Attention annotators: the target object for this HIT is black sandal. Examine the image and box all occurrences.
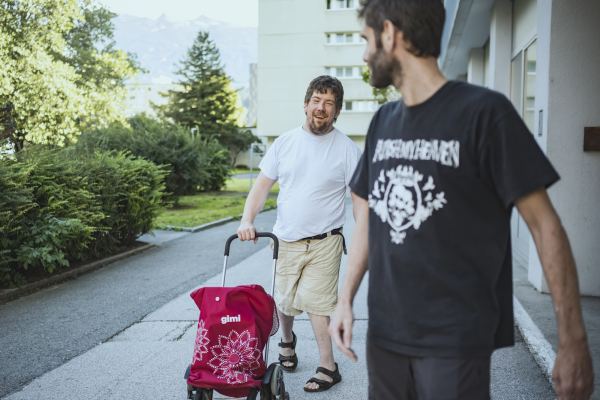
[278,331,298,372]
[303,363,342,393]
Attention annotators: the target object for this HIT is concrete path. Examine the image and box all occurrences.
[3,203,558,399]
[4,214,369,400]
[514,262,600,399]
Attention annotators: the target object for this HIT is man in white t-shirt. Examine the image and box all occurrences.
[237,75,361,393]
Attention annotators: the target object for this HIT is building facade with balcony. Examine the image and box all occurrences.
[440,0,600,296]
[257,0,376,149]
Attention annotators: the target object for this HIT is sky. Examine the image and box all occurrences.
[98,0,258,27]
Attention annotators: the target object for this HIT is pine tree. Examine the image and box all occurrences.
[156,31,257,164]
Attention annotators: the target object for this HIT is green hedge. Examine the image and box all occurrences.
[77,115,231,198]
[0,147,166,286]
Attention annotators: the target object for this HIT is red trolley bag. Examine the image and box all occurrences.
[185,232,288,400]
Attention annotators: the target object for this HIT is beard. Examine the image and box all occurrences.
[307,112,334,135]
[368,46,403,89]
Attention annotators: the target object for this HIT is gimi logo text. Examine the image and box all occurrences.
[220,314,241,325]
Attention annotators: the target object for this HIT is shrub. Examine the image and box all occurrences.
[77,114,231,198]
[200,139,231,191]
[0,159,36,284]
[78,149,167,253]
[10,147,103,275]
[0,146,166,286]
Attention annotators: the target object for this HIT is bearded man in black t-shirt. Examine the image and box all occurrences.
[328,1,594,399]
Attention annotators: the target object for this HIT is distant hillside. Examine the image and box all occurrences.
[113,14,257,87]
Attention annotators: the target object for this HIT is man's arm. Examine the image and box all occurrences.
[516,188,594,399]
[237,173,276,241]
[329,193,369,361]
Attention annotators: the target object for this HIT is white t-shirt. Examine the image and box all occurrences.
[259,126,362,242]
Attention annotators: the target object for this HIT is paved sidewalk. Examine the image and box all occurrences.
[5,230,369,400]
[4,204,564,399]
[513,263,600,399]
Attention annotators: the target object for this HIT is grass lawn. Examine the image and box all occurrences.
[154,177,278,230]
[225,176,279,193]
[231,167,253,175]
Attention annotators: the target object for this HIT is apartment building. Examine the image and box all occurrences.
[257,0,377,149]
[440,0,600,296]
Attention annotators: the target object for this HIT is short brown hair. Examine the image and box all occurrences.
[304,75,344,112]
[358,0,445,58]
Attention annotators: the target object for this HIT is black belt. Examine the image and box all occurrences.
[300,227,347,254]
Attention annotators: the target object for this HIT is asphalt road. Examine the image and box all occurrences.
[0,211,277,398]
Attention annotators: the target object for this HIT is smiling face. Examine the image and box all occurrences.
[303,89,339,135]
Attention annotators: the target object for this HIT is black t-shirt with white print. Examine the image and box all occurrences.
[350,81,559,357]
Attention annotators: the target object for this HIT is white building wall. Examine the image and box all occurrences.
[503,0,600,296]
[508,0,540,289]
[512,0,537,57]
[486,0,512,95]
[258,0,375,141]
[463,0,600,295]
[526,0,551,292]
[467,48,485,85]
[542,1,600,296]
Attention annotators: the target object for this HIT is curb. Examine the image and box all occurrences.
[160,216,235,233]
[513,296,555,383]
[0,243,155,306]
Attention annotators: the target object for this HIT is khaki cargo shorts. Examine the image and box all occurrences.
[274,233,343,317]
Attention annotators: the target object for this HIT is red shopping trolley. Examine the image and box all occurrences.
[185,232,288,400]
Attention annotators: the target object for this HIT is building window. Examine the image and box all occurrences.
[342,100,379,112]
[326,32,363,45]
[522,41,537,132]
[326,0,356,10]
[510,39,537,132]
[325,66,361,79]
[509,39,537,243]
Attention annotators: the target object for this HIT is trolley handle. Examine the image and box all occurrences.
[225,232,279,259]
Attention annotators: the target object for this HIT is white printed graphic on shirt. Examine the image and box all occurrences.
[373,139,460,168]
[369,165,447,244]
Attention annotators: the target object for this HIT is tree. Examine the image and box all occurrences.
[156,31,258,163]
[60,1,141,108]
[0,0,138,151]
[222,126,260,166]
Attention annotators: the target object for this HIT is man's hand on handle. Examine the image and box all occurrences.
[237,173,276,243]
[237,221,257,242]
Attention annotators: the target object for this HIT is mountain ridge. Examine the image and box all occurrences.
[113,14,257,87]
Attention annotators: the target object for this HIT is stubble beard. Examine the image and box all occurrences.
[369,47,403,89]
[307,114,334,135]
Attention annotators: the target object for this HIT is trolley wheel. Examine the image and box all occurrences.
[271,365,287,399]
[184,364,192,399]
[261,363,288,399]
[246,388,259,400]
[277,379,289,400]
[191,388,213,400]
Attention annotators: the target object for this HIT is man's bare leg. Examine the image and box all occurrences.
[278,310,296,368]
[305,313,336,390]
